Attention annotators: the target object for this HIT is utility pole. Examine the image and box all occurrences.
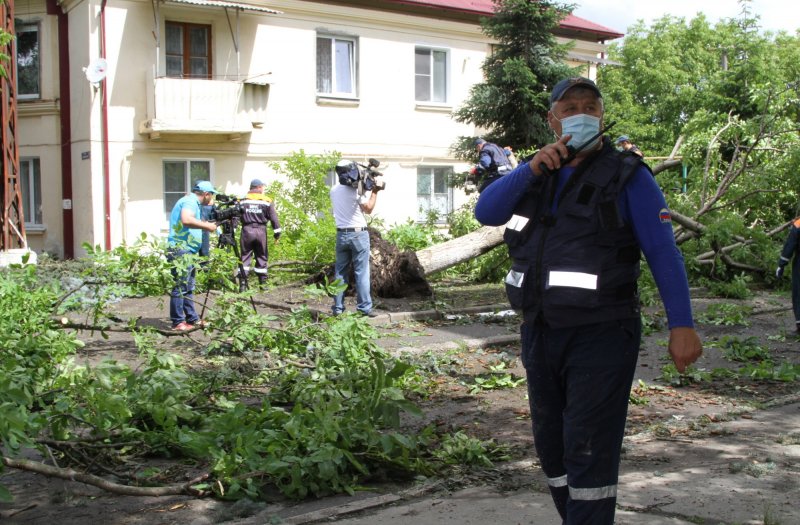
[1,0,28,254]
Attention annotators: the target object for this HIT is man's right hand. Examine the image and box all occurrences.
[529,135,572,176]
[668,326,703,373]
[776,266,785,279]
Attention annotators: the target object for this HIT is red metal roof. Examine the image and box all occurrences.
[381,0,623,40]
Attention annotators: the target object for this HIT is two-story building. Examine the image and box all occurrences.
[12,0,621,258]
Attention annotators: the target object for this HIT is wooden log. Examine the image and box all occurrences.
[415,225,505,276]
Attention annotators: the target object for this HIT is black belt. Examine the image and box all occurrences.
[337,227,366,232]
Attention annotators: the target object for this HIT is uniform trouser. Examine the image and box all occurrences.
[520,316,641,525]
[239,225,269,279]
[792,260,800,327]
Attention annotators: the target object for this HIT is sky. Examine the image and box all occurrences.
[572,0,799,37]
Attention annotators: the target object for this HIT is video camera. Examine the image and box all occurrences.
[209,194,243,223]
[335,158,385,195]
[208,194,244,249]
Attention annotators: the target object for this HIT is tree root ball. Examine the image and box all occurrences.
[310,228,432,298]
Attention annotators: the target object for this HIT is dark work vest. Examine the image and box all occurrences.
[503,145,645,328]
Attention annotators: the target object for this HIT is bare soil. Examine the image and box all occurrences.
[2,282,800,524]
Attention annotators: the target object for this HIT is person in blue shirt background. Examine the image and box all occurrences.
[167,181,219,331]
[475,76,702,524]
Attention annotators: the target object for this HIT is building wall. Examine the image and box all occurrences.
[15,0,63,256]
[15,0,614,257]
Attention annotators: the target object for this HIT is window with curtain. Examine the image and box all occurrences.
[316,34,356,96]
[163,159,212,219]
[20,157,42,225]
[415,47,447,103]
[15,20,40,99]
[165,21,212,78]
[417,166,453,222]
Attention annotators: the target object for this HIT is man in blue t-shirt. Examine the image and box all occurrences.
[168,181,219,330]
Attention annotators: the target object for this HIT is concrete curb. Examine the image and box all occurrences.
[392,333,521,355]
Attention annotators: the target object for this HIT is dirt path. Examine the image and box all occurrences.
[2,284,799,524]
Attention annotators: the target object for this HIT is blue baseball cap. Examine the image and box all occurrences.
[615,135,630,144]
[250,178,265,188]
[550,77,602,104]
[192,181,218,194]
[474,138,487,147]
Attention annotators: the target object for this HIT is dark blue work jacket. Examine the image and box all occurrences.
[504,147,644,328]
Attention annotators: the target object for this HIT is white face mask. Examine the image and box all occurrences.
[554,113,602,150]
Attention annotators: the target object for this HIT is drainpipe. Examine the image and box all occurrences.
[99,0,111,250]
[46,0,74,259]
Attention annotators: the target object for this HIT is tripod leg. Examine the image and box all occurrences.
[200,288,212,320]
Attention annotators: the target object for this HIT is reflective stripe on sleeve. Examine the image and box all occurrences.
[547,271,598,290]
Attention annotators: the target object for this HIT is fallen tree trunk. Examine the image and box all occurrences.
[415,225,505,276]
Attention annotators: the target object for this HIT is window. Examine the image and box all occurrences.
[15,20,40,99]
[415,47,447,103]
[417,166,453,222]
[316,35,356,96]
[20,158,42,225]
[163,159,212,219]
[165,22,212,78]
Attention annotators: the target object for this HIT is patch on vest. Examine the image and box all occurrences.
[659,208,672,223]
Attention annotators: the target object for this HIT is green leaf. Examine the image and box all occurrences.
[0,484,13,503]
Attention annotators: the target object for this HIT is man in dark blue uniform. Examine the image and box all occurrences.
[474,138,514,192]
[237,179,281,291]
[776,216,800,332]
[475,77,702,524]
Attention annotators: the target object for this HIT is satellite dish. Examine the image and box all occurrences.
[84,58,108,84]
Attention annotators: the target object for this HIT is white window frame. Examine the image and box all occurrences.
[15,20,40,100]
[19,157,42,226]
[415,46,449,104]
[316,33,358,98]
[163,158,213,221]
[416,166,453,223]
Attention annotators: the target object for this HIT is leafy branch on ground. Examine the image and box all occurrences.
[0,248,501,504]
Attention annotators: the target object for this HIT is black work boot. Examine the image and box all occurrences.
[258,275,268,289]
[238,275,248,293]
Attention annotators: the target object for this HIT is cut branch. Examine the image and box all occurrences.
[2,456,210,497]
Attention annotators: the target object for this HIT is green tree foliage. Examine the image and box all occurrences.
[0,28,11,78]
[598,5,800,282]
[452,0,576,157]
[265,150,341,272]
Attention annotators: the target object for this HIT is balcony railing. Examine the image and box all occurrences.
[139,72,270,139]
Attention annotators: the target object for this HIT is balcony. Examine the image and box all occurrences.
[139,72,270,140]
